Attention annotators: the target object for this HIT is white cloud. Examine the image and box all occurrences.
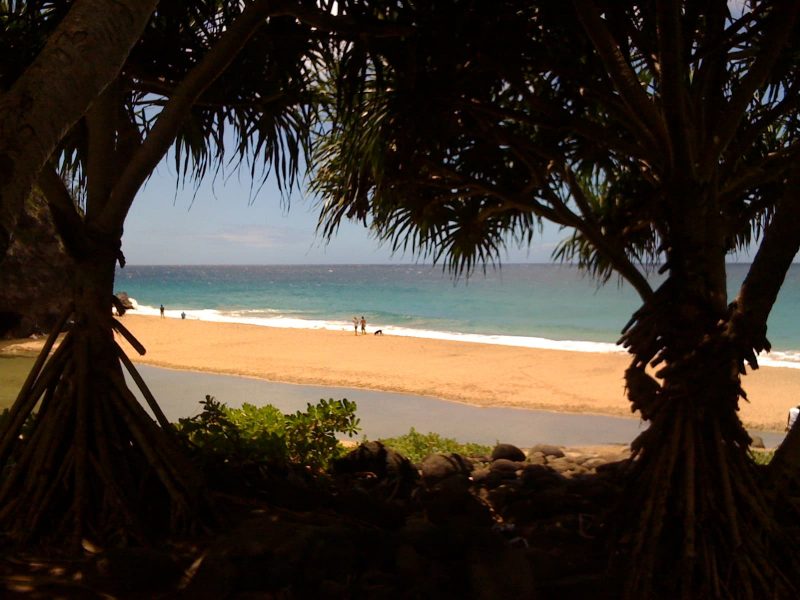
[202,225,300,249]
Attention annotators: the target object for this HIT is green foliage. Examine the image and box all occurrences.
[751,449,774,465]
[175,395,360,470]
[379,427,491,464]
[284,398,361,468]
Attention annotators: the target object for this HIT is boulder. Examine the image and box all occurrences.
[489,458,525,478]
[546,456,581,475]
[115,291,137,310]
[528,444,565,459]
[420,453,472,486]
[490,443,526,462]
[526,451,547,465]
[332,441,419,500]
[750,435,765,449]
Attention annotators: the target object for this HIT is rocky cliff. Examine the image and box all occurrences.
[0,190,73,338]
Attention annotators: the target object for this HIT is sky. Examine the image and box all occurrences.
[122,157,759,266]
[121,159,565,266]
[120,0,759,267]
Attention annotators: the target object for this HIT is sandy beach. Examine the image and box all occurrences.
[5,313,796,431]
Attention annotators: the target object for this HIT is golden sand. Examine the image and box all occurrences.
[6,313,795,431]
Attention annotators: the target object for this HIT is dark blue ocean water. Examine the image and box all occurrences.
[114,263,800,365]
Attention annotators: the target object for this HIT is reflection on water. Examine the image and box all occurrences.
[0,357,782,447]
[129,365,785,448]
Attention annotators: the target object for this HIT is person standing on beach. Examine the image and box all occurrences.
[160,304,165,318]
[353,316,359,335]
[787,405,800,431]
[360,315,367,335]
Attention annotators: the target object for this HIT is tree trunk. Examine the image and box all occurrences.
[619,273,799,598]
[0,238,208,547]
[615,178,800,597]
[0,0,158,258]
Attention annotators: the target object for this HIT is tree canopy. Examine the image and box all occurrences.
[310,1,800,597]
[3,1,800,596]
[0,0,411,548]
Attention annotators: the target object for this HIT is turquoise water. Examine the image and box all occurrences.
[114,263,800,365]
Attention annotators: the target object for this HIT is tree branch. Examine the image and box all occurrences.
[690,0,749,131]
[656,0,694,174]
[0,0,158,258]
[573,0,668,152]
[97,0,279,231]
[560,168,654,301]
[703,1,799,174]
[722,83,800,167]
[37,166,89,259]
[728,172,800,366]
[86,83,119,218]
[719,145,800,205]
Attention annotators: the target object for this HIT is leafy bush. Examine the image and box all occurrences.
[175,395,360,470]
[285,398,360,468]
[379,427,491,464]
[751,449,774,465]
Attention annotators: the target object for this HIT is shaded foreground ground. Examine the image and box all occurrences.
[0,439,785,598]
[0,335,791,597]
[0,442,632,598]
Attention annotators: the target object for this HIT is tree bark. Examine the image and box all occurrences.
[0,233,206,545]
[0,0,158,258]
[618,181,800,598]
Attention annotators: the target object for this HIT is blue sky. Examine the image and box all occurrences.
[121,160,564,266]
[121,161,757,266]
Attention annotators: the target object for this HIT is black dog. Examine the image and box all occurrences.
[374,329,383,335]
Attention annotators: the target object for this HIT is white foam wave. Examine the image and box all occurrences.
[128,303,800,368]
[758,351,800,370]
[132,303,625,353]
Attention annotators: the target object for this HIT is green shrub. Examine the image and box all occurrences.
[285,398,360,467]
[751,449,774,465]
[380,427,492,463]
[175,395,360,470]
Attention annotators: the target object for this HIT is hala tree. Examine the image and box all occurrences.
[0,0,412,547]
[0,0,393,546]
[0,0,159,258]
[311,1,800,597]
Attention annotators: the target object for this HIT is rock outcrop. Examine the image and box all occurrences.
[0,190,73,338]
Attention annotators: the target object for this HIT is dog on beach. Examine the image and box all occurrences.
[374,329,383,335]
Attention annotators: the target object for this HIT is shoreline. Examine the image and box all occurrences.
[3,313,793,431]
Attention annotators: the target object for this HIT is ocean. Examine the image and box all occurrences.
[114,263,800,369]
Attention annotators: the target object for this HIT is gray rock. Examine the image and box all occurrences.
[750,435,765,449]
[490,443,526,462]
[582,457,607,470]
[526,451,546,465]
[115,291,136,310]
[546,456,578,473]
[332,441,419,498]
[333,441,416,479]
[470,467,492,483]
[489,458,525,477]
[0,189,73,338]
[420,453,472,485]
[528,444,565,459]
[519,463,563,486]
